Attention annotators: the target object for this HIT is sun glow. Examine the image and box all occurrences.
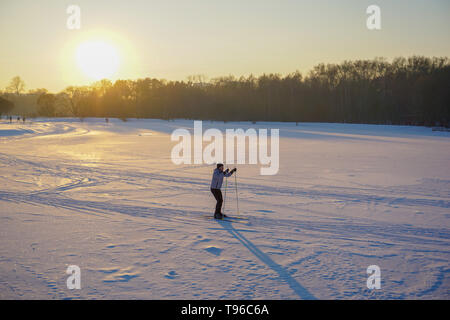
[60,29,140,88]
[75,41,120,80]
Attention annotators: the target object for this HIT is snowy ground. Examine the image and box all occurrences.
[0,118,449,299]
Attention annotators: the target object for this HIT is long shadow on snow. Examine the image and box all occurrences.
[217,219,317,300]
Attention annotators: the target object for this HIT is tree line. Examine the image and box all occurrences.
[1,56,449,127]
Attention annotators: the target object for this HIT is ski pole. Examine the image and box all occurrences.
[234,169,240,215]
[223,169,228,214]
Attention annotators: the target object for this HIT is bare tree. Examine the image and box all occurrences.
[187,74,207,86]
[6,76,25,95]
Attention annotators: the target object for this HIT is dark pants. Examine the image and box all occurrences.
[210,188,223,214]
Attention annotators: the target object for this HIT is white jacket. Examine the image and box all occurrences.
[210,168,233,189]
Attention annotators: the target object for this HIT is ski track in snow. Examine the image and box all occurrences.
[0,118,449,299]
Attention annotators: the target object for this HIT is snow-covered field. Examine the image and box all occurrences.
[0,118,449,299]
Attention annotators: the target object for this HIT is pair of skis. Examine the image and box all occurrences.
[203,214,248,224]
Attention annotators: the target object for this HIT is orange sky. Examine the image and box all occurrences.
[1,0,450,92]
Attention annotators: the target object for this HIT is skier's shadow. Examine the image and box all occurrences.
[217,220,316,300]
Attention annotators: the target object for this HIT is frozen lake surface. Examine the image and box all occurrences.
[0,118,449,299]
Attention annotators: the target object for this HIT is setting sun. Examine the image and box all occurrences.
[75,41,120,80]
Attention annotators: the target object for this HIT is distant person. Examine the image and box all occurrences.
[210,163,236,219]
[105,118,109,123]
[22,117,26,123]
[9,116,12,123]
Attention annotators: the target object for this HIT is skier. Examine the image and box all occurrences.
[210,163,236,219]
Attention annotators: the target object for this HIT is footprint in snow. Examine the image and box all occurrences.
[204,246,223,256]
[100,267,138,283]
[165,270,178,279]
[103,273,138,283]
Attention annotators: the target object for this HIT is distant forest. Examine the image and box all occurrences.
[1,56,449,127]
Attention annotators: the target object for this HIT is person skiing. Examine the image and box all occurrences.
[210,163,236,219]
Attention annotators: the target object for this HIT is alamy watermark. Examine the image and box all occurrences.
[367,5,381,30]
[66,5,81,30]
[66,265,81,289]
[367,265,381,289]
[171,121,279,175]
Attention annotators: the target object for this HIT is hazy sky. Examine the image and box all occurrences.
[1,0,449,92]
